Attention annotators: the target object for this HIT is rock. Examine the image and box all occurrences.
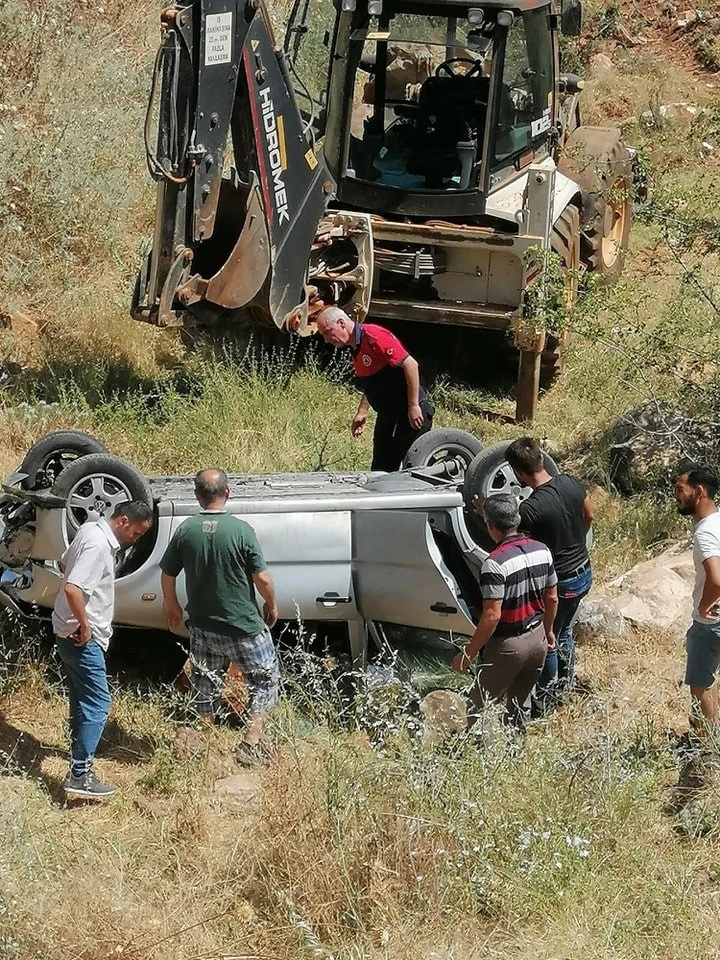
[607,399,715,495]
[702,140,715,154]
[602,543,693,631]
[215,772,260,804]
[173,725,208,760]
[420,690,467,744]
[658,102,699,122]
[589,53,614,75]
[674,8,698,28]
[577,543,694,640]
[640,109,656,126]
[575,596,628,642]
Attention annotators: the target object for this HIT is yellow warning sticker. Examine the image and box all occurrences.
[305,149,318,170]
[251,39,259,51]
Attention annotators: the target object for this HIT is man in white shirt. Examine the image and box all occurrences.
[675,464,720,726]
[53,500,153,800]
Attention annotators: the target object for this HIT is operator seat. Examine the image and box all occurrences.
[407,74,489,187]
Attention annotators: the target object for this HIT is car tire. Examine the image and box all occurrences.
[20,430,108,490]
[462,440,560,549]
[403,428,483,471]
[50,452,152,535]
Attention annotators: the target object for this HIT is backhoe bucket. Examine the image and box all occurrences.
[131,0,333,331]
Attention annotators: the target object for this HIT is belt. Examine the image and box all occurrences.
[559,560,591,580]
[494,617,542,640]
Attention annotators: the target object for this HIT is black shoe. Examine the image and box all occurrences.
[234,742,271,767]
[63,770,117,800]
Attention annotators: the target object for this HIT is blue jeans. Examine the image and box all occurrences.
[536,565,592,701]
[56,637,111,776]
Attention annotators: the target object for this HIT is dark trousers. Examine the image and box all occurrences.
[371,401,434,472]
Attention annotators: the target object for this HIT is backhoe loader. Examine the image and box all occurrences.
[131,0,632,420]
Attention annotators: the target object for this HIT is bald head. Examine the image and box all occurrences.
[315,306,354,346]
[194,468,230,508]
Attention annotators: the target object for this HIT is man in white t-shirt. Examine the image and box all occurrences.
[53,501,153,800]
[675,464,720,725]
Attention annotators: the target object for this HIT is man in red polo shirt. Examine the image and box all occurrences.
[315,306,434,471]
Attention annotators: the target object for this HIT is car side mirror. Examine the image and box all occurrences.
[560,0,582,36]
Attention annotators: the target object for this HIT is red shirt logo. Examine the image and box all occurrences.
[352,324,409,378]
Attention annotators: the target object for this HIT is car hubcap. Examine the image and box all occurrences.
[426,444,476,469]
[481,462,532,502]
[65,473,132,533]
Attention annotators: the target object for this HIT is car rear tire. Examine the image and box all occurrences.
[403,428,483,470]
[462,440,560,549]
[20,430,108,491]
[50,453,152,535]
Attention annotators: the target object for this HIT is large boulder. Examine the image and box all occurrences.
[608,399,716,495]
[576,542,693,641]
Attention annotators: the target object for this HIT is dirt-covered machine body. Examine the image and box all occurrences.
[132,0,632,418]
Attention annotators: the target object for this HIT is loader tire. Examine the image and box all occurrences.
[544,204,581,385]
[581,139,633,282]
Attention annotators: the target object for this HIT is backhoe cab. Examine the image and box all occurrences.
[132,0,631,420]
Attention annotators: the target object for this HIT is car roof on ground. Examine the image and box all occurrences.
[147,470,464,513]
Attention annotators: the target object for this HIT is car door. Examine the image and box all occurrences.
[113,500,175,631]
[165,507,358,635]
[352,508,475,636]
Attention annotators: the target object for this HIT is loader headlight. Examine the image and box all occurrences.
[342,0,356,9]
[497,9,515,26]
[368,0,383,15]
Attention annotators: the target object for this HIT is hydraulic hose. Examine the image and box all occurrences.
[144,26,196,185]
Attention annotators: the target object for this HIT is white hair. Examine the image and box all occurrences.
[316,306,351,327]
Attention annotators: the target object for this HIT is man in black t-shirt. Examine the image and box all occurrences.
[506,437,594,708]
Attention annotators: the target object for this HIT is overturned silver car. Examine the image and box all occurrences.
[0,429,559,663]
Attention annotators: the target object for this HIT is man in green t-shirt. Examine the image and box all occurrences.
[160,468,279,765]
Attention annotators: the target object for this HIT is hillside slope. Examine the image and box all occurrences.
[3,1,720,957]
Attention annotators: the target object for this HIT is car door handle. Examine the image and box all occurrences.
[316,593,352,605]
[430,602,457,614]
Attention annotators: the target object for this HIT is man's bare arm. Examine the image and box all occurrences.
[543,586,558,648]
[161,572,184,629]
[253,570,279,627]
[352,394,370,438]
[453,598,502,673]
[700,556,720,619]
[400,356,423,429]
[63,583,92,645]
[582,496,594,531]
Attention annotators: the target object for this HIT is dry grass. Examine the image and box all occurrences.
[3,0,720,957]
[0,626,718,960]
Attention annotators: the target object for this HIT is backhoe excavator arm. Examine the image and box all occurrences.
[131,0,334,330]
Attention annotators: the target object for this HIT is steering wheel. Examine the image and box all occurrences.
[435,57,484,78]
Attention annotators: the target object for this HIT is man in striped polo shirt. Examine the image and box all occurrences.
[453,494,558,727]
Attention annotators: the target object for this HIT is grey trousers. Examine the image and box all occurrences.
[469,623,548,727]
